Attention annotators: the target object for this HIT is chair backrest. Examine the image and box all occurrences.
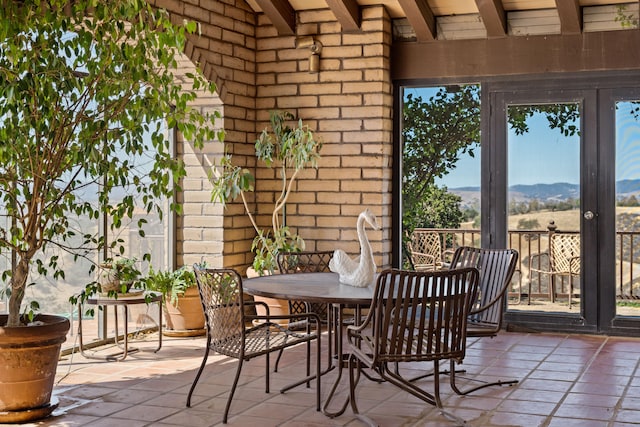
[550,233,580,275]
[449,247,519,331]
[408,230,443,270]
[369,268,479,364]
[277,251,334,317]
[277,251,334,274]
[193,266,244,355]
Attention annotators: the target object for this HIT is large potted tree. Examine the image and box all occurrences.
[0,0,221,422]
[210,110,321,318]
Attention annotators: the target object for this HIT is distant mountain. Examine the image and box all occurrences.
[450,178,640,203]
[509,182,579,201]
[617,179,640,195]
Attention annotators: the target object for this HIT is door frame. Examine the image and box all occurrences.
[488,80,597,333]
[492,72,640,334]
[393,71,640,335]
[599,86,640,335]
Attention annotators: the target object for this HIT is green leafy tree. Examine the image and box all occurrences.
[211,110,321,275]
[402,85,480,243]
[404,185,464,231]
[517,218,541,230]
[0,0,222,327]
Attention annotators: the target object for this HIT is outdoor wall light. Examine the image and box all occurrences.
[296,36,322,73]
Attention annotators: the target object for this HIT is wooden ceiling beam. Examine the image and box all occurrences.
[254,0,296,35]
[475,0,507,37]
[555,0,582,34]
[397,0,436,41]
[326,0,361,32]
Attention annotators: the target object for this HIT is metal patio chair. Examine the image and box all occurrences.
[447,246,520,395]
[277,250,334,322]
[407,229,445,271]
[346,268,479,426]
[274,251,333,374]
[187,266,322,424]
[528,233,580,308]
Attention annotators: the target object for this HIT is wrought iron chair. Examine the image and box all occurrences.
[447,246,520,395]
[277,250,334,322]
[528,233,580,308]
[276,250,366,379]
[346,268,479,426]
[187,266,322,424]
[407,229,444,271]
[274,251,333,374]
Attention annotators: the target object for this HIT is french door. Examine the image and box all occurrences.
[489,74,640,335]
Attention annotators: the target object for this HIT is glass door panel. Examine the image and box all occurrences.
[615,101,640,317]
[506,103,581,314]
[401,84,481,269]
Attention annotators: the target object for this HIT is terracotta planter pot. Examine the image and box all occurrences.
[0,314,70,423]
[163,287,206,337]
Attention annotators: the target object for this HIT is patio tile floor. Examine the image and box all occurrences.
[15,330,640,426]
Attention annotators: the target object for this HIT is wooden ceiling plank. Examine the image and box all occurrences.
[555,0,582,34]
[397,0,436,41]
[475,0,507,37]
[254,0,296,35]
[325,0,361,32]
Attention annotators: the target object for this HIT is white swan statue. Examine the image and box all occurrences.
[329,208,380,287]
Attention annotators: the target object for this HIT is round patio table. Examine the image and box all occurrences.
[244,271,376,418]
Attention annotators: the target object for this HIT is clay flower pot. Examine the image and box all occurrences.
[0,314,70,423]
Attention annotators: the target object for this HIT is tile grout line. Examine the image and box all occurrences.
[541,335,610,426]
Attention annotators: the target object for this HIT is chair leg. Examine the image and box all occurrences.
[265,352,270,393]
[568,275,573,309]
[186,338,211,407]
[348,354,362,415]
[223,358,245,424]
[449,358,518,396]
[316,332,322,411]
[306,337,311,388]
[274,348,284,373]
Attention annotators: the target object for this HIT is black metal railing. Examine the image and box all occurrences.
[411,226,640,304]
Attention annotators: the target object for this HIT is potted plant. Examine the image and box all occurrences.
[98,257,142,295]
[145,266,205,337]
[211,110,322,275]
[0,1,221,422]
[210,110,321,320]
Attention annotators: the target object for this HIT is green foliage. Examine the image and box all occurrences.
[402,86,479,233]
[0,0,222,326]
[251,227,304,274]
[402,86,480,199]
[145,266,196,306]
[211,110,321,274]
[508,104,579,137]
[509,198,580,215]
[111,257,141,284]
[93,257,142,294]
[618,195,640,207]
[403,185,464,232]
[616,4,639,29]
[517,218,541,230]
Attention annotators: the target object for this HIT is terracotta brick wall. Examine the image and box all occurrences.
[155,0,258,269]
[160,1,394,272]
[254,6,394,269]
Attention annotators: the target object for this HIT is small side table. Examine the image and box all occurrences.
[78,291,163,361]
